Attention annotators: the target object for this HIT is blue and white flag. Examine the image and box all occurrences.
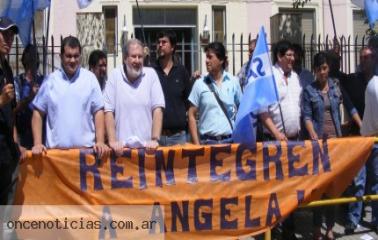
[0,0,50,46]
[232,26,279,146]
[364,0,378,28]
[77,0,93,9]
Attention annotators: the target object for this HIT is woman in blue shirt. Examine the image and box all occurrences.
[302,52,362,240]
[188,42,242,145]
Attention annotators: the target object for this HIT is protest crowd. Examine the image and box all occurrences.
[1,14,378,240]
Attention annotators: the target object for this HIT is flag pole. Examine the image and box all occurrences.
[44,5,51,75]
[328,0,338,39]
[264,33,287,137]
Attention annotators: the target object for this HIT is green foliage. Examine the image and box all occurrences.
[366,28,378,37]
[292,0,311,8]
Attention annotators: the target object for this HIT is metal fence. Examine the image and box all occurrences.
[7,33,372,77]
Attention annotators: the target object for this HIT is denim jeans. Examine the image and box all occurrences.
[159,131,187,146]
[345,165,366,226]
[366,144,378,225]
[0,161,19,205]
[200,137,233,145]
[0,160,20,240]
[313,205,335,228]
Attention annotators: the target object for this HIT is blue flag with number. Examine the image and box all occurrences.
[365,0,378,28]
[232,26,279,146]
[0,0,50,46]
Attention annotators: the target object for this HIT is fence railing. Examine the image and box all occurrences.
[7,33,372,77]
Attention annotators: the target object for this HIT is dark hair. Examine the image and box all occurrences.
[249,39,257,46]
[313,51,329,69]
[326,50,340,76]
[368,35,378,52]
[60,36,81,55]
[272,40,293,64]
[21,44,39,70]
[204,42,227,69]
[157,30,177,48]
[88,50,106,69]
[291,43,304,59]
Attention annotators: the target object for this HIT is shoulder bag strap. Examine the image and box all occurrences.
[205,77,233,130]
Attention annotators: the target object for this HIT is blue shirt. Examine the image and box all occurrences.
[32,67,104,148]
[188,71,242,136]
[302,78,357,137]
[14,73,44,149]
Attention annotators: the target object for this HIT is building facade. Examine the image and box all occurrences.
[43,0,369,74]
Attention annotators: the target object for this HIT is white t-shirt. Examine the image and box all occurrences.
[361,75,378,136]
[264,64,302,138]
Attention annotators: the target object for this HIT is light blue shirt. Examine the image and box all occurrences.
[188,71,242,136]
[32,67,104,148]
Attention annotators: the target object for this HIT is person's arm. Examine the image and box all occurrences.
[31,109,46,155]
[105,111,123,156]
[0,83,15,108]
[258,112,287,141]
[183,68,193,109]
[301,86,316,140]
[340,85,362,129]
[13,125,27,161]
[352,113,362,129]
[93,109,109,159]
[146,107,163,149]
[13,84,39,114]
[305,119,318,140]
[188,105,200,145]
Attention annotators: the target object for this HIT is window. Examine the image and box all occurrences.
[271,9,315,44]
[103,6,117,54]
[34,10,45,43]
[132,7,198,74]
[132,8,196,26]
[212,6,226,42]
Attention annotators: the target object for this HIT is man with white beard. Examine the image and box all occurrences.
[104,39,165,155]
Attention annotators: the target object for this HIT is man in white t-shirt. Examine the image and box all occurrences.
[360,66,378,233]
[259,40,302,142]
[104,39,165,155]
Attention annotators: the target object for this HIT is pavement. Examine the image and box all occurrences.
[245,205,378,240]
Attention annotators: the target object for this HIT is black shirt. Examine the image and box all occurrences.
[341,72,368,117]
[153,62,192,131]
[0,58,19,164]
[340,72,369,135]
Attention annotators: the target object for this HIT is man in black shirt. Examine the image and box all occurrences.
[341,47,371,135]
[0,17,20,205]
[88,49,107,91]
[153,30,192,146]
[343,47,374,235]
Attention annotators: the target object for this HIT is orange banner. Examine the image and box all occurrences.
[13,137,374,239]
